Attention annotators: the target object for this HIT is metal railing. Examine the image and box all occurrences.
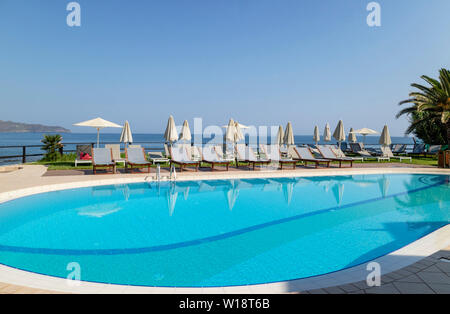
[0,144,45,164]
[0,141,167,165]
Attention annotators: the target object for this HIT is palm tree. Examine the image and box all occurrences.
[397,68,450,146]
[41,134,63,161]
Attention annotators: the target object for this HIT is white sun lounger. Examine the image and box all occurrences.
[236,144,271,170]
[105,144,126,165]
[92,148,116,174]
[292,146,331,168]
[170,145,200,171]
[214,145,235,162]
[350,143,389,162]
[381,146,412,163]
[125,147,152,173]
[74,144,93,167]
[325,145,364,162]
[259,144,297,169]
[198,145,231,171]
[316,145,353,168]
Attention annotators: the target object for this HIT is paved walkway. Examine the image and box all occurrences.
[303,245,450,294]
[0,283,56,294]
[0,162,441,194]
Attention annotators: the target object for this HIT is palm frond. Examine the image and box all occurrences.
[396,106,417,119]
[398,98,418,106]
[439,69,450,96]
[420,75,441,89]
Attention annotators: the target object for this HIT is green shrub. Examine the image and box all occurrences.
[41,134,63,161]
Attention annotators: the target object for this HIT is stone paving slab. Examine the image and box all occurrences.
[303,246,450,294]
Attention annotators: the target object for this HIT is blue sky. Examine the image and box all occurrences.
[1,0,450,135]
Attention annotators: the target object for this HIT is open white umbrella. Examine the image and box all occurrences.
[74,117,122,147]
[333,120,346,148]
[284,122,294,146]
[276,125,284,145]
[348,127,357,143]
[313,126,320,145]
[323,123,331,142]
[179,120,192,142]
[351,128,379,144]
[120,120,133,147]
[164,115,178,145]
[379,125,392,147]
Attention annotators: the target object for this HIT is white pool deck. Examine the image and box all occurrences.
[0,165,449,294]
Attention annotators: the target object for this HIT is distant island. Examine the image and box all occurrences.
[0,120,71,133]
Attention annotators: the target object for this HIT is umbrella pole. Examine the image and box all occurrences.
[97,128,100,148]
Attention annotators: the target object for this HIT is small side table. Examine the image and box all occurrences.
[151,158,169,180]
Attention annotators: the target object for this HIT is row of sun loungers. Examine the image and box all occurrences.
[168,144,356,172]
[409,144,443,157]
[83,141,443,174]
[348,142,442,158]
[348,143,413,162]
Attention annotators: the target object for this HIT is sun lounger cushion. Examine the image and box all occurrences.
[263,145,293,161]
[296,147,319,160]
[236,144,267,162]
[202,146,221,162]
[318,145,352,160]
[412,144,426,154]
[93,148,114,165]
[428,145,442,154]
[127,147,148,164]
[171,145,197,163]
[105,144,123,162]
[214,145,234,160]
[327,145,345,158]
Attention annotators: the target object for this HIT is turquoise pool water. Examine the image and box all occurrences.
[0,174,448,287]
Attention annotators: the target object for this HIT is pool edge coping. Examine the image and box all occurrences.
[1,167,449,204]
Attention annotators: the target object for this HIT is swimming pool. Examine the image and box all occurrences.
[0,174,448,287]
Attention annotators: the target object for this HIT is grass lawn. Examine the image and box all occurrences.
[408,157,438,166]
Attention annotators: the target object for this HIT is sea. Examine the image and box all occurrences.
[0,132,415,165]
